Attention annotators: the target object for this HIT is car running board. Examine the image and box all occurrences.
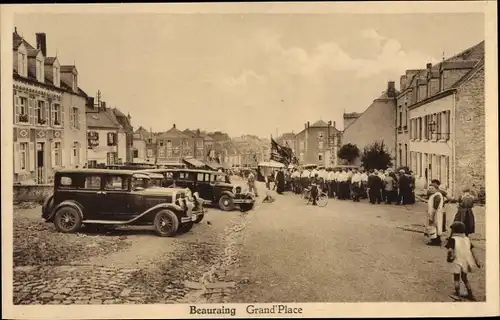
[83,219,133,225]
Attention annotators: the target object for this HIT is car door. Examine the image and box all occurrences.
[196,172,214,201]
[78,173,105,219]
[100,174,134,221]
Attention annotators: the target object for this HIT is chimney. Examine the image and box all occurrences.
[387,81,395,92]
[333,121,336,128]
[36,33,47,57]
[87,97,95,107]
[307,121,310,128]
[426,63,432,70]
[173,124,176,129]
[101,101,107,110]
[305,123,307,129]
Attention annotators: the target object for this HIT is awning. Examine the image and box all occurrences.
[205,162,220,170]
[258,161,285,168]
[182,157,207,168]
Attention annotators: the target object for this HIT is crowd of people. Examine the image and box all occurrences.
[263,166,417,205]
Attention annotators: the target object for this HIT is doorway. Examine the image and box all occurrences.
[36,142,45,184]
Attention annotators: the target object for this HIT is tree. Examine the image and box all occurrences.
[360,140,393,171]
[337,143,360,164]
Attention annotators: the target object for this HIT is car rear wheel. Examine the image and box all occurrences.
[54,207,82,233]
[218,195,235,211]
[153,210,179,237]
[194,213,204,223]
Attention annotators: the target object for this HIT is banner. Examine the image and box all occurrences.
[271,138,298,166]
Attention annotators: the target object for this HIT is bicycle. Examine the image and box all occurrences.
[302,187,328,207]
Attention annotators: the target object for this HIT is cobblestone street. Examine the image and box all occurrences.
[13,180,486,304]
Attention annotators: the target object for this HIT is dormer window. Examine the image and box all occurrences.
[36,58,44,82]
[73,73,78,92]
[53,65,60,87]
[18,52,27,77]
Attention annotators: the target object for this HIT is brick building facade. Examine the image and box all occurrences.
[295,120,341,166]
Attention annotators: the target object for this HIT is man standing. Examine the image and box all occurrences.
[368,170,383,204]
[360,169,368,199]
[383,173,396,204]
[326,168,333,198]
[337,169,346,200]
[397,169,411,205]
[247,171,259,197]
[276,168,286,194]
[351,169,362,202]
[301,167,311,192]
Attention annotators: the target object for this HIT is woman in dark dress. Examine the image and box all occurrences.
[452,188,476,236]
[276,169,286,194]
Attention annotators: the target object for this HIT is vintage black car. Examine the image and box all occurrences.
[41,169,204,237]
[141,169,255,212]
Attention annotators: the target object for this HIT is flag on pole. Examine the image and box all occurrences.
[271,138,295,166]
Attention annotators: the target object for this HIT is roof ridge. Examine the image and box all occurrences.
[451,57,485,89]
[443,40,484,63]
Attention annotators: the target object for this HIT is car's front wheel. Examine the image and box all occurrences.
[153,210,179,237]
[54,206,82,233]
[218,195,235,211]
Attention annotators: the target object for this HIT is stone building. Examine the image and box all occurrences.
[155,124,192,163]
[13,29,87,184]
[295,120,341,166]
[405,41,485,197]
[276,132,297,156]
[341,81,398,166]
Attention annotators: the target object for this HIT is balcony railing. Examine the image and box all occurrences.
[38,118,47,125]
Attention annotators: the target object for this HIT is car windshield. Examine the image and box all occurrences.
[132,177,148,190]
[149,178,163,188]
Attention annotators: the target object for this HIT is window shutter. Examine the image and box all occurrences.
[51,142,56,168]
[61,105,65,126]
[77,109,82,129]
[115,133,118,146]
[28,142,35,171]
[28,99,34,124]
[51,104,55,126]
[34,101,39,124]
[45,102,49,123]
[14,143,20,174]
[70,107,75,128]
[14,95,20,123]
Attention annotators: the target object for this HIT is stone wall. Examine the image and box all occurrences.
[13,184,53,204]
[454,66,485,197]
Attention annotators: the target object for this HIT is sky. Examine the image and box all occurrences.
[14,13,484,137]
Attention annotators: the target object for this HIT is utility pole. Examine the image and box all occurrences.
[96,90,102,107]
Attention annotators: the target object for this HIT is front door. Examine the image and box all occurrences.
[36,142,45,184]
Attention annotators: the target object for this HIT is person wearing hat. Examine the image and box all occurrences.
[397,169,411,205]
[426,183,446,246]
[445,221,481,300]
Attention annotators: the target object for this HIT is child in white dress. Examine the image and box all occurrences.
[445,221,481,301]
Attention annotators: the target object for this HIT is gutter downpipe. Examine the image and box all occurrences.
[451,91,456,199]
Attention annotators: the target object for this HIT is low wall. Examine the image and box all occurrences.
[13,184,53,204]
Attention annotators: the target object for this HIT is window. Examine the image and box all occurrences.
[300,152,304,162]
[36,101,46,124]
[53,66,60,87]
[18,52,27,77]
[36,59,44,82]
[133,149,139,158]
[19,143,28,171]
[60,176,73,187]
[107,152,116,165]
[88,160,97,168]
[404,103,408,126]
[318,132,324,139]
[84,176,101,190]
[147,149,153,157]
[404,144,408,166]
[54,142,61,166]
[158,148,165,158]
[52,104,62,126]
[71,142,79,166]
[318,141,324,150]
[104,176,128,190]
[399,145,402,166]
[399,111,402,127]
[197,173,204,181]
[318,153,323,161]
[166,141,172,157]
[107,132,116,146]
[159,141,164,147]
[70,107,79,128]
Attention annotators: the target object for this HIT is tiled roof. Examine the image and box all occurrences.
[343,112,362,119]
[44,57,56,65]
[450,57,485,89]
[157,126,190,139]
[311,120,328,127]
[182,157,207,168]
[86,109,121,129]
[60,65,76,72]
